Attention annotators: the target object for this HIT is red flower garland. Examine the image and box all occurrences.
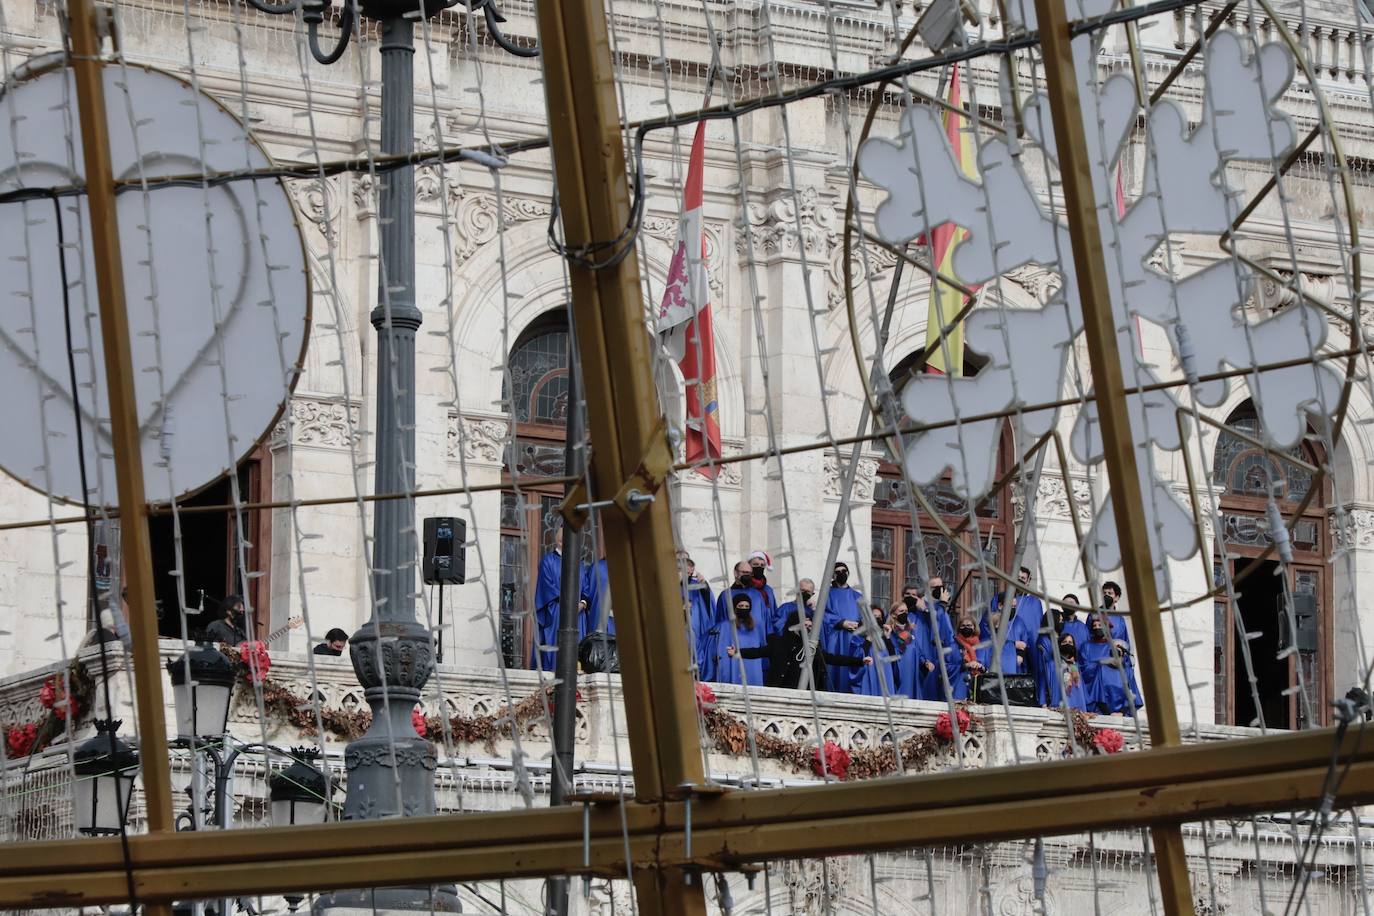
[1093,727,1125,755]
[238,641,271,685]
[933,709,971,742]
[38,675,79,721]
[811,740,850,780]
[411,706,427,738]
[5,723,37,759]
[695,683,717,712]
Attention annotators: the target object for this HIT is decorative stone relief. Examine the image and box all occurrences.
[1331,508,1374,549]
[289,176,341,242]
[447,414,508,465]
[992,873,1056,915]
[1002,263,1063,304]
[822,454,879,501]
[736,185,839,259]
[351,173,375,221]
[781,857,859,916]
[271,397,362,449]
[1031,476,1093,521]
[827,241,904,309]
[642,215,725,300]
[1256,269,1335,315]
[452,193,554,265]
[414,129,461,206]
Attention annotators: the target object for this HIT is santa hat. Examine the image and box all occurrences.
[747,550,772,571]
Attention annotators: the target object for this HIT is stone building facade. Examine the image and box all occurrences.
[0,0,1372,735]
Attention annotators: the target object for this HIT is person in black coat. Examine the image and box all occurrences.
[737,605,871,690]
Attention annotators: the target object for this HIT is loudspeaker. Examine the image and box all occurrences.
[422,516,466,585]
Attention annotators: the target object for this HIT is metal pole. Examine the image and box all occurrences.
[66,6,175,916]
[324,12,454,914]
[547,344,584,916]
[534,1,708,912]
[1027,0,1194,911]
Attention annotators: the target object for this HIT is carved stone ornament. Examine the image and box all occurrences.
[822,454,879,501]
[827,241,904,309]
[351,173,375,220]
[289,176,341,242]
[1002,263,1063,304]
[1032,476,1093,521]
[271,397,362,449]
[736,185,839,260]
[453,193,554,264]
[1330,507,1374,549]
[781,857,858,916]
[992,872,1056,916]
[447,414,508,464]
[350,619,435,690]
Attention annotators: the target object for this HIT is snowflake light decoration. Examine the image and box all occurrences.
[856,0,1341,599]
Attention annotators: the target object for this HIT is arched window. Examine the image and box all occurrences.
[498,314,595,668]
[1211,401,1328,729]
[871,349,1010,615]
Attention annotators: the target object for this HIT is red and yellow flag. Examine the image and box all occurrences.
[925,64,980,376]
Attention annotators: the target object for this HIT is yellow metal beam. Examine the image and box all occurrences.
[67,7,175,916]
[0,726,1369,907]
[1028,0,1194,911]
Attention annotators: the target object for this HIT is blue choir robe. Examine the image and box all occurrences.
[1034,636,1090,710]
[715,618,767,686]
[686,578,715,681]
[1106,614,1144,709]
[850,634,898,697]
[1079,638,1140,714]
[897,606,957,700]
[950,642,994,700]
[822,587,865,692]
[711,586,766,678]
[579,559,615,640]
[531,551,563,671]
[1060,617,1090,649]
[752,583,780,635]
[983,593,1047,643]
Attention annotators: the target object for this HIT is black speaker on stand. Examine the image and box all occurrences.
[422,517,466,663]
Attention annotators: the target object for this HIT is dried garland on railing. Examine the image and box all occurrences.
[222,648,560,748]
[4,660,94,759]
[695,683,981,781]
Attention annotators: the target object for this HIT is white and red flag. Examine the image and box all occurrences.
[657,122,722,476]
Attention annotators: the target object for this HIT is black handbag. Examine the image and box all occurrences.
[974,672,1036,707]
[577,633,620,673]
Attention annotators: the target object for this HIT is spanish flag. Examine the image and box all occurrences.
[925,64,980,376]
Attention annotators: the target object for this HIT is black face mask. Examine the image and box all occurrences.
[895,610,909,624]
[958,624,976,637]
[1060,642,1076,660]
[834,570,849,586]
[931,587,945,601]
[734,605,751,618]
[1091,625,1106,639]
[903,595,919,611]
[751,569,766,585]
[800,591,813,604]
[739,575,753,588]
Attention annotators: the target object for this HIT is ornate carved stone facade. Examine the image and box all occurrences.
[447,413,508,464]
[452,193,554,265]
[737,185,839,260]
[271,397,362,449]
[822,455,879,502]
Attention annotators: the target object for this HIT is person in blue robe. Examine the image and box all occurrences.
[579,558,614,640]
[775,578,817,652]
[1037,626,1090,710]
[1079,612,1141,714]
[895,579,958,700]
[716,592,768,687]
[713,561,772,663]
[821,562,865,692]
[850,621,897,697]
[531,532,563,672]
[680,556,716,681]
[982,567,1046,647]
[950,613,992,701]
[1058,593,1090,649]
[1099,580,1143,709]
[744,551,781,635]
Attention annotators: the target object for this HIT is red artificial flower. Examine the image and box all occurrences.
[38,675,79,721]
[411,706,428,738]
[5,723,37,759]
[1093,728,1126,755]
[237,641,271,685]
[695,682,717,711]
[811,740,850,781]
[933,709,970,742]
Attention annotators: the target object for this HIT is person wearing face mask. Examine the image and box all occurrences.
[711,561,768,673]
[745,550,781,634]
[205,595,248,645]
[822,562,866,692]
[1040,631,1089,710]
[981,567,1046,655]
[1079,611,1141,715]
[1099,581,1142,709]
[739,603,870,690]
[1058,593,1090,647]
[896,581,958,700]
[531,529,564,672]
[775,579,817,647]
[850,604,899,697]
[1034,595,1083,706]
[949,613,991,700]
[717,593,768,687]
[680,554,716,681]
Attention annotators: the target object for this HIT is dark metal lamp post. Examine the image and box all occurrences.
[223,0,536,911]
[166,644,237,741]
[271,749,331,912]
[73,719,139,837]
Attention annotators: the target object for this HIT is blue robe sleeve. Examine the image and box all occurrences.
[531,552,563,670]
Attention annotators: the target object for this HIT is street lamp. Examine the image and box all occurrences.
[166,644,237,740]
[73,719,139,836]
[269,748,330,827]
